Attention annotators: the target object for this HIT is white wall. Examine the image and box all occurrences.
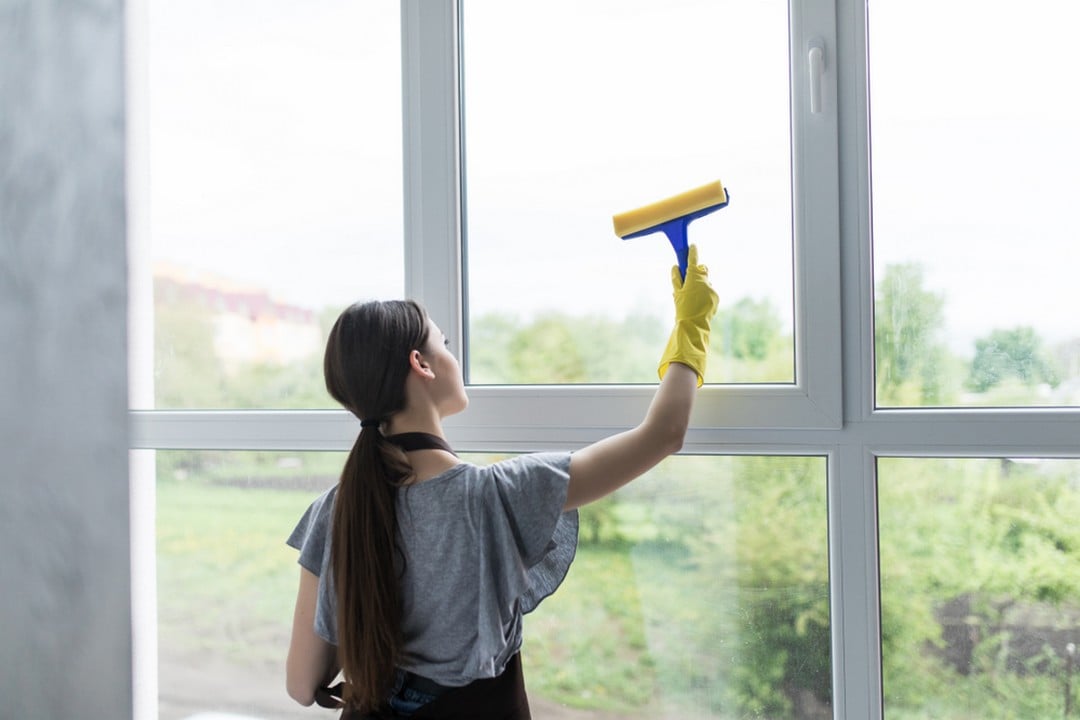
[0,0,133,717]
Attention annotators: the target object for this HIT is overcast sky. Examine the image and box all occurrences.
[139,0,1079,355]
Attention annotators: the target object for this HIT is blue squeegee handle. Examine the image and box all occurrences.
[624,197,730,281]
[624,216,693,280]
[660,219,691,281]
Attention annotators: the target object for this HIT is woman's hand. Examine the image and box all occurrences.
[657,244,719,386]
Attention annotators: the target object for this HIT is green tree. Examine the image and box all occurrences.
[967,326,1060,393]
[728,457,831,716]
[874,263,950,405]
[718,297,783,361]
[467,313,520,384]
[154,304,225,408]
[878,458,1080,715]
[469,312,663,385]
[471,302,790,386]
[507,315,587,383]
[226,355,329,409]
[641,456,831,717]
[568,313,664,383]
[707,297,794,384]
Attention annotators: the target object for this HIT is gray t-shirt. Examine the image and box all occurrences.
[286,451,579,686]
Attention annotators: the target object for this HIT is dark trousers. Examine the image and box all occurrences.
[336,653,531,720]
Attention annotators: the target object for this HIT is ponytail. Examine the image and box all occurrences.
[332,426,412,714]
[323,298,430,715]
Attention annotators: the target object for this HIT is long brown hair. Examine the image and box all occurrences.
[323,299,429,714]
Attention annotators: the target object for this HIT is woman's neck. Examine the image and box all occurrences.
[384,415,458,483]
[384,409,444,439]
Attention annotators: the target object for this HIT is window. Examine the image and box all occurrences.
[868,0,1080,408]
[462,0,795,386]
[525,454,830,718]
[879,457,1080,718]
[132,0,404,411]
[153,450,342,719]
[129,1,1080,719]
[153,452,828,719]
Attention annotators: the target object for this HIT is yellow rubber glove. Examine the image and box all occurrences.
[658,244,719,387]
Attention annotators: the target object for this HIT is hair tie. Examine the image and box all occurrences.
[360,418,381,428]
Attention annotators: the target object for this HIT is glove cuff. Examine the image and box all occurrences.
[657,325,709,387]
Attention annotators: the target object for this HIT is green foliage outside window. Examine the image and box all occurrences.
[874,262,950,406]
[967,326,1061,394]
[156,452,1080,719]
[873,263,1074,407]
[879,458,1080,718]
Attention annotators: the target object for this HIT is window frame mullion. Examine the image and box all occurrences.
[401,0,465,353]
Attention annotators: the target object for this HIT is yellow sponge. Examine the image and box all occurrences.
[612,181,728,238]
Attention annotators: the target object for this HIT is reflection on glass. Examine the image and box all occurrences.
[138,0,403,409]
[869,1,1080,407]
[878,458,1080,718]
[156,452,828,719]
[462,1,795,385]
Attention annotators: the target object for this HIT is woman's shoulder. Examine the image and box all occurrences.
[421,452,571,489]
[307,484,338,516]
[486,452,573,480]
[295,484,339,531]
[286,484,339,562]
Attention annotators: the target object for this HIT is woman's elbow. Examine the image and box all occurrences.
[286,672,317,707]
[664,425,687,455]
[649,418,688,457]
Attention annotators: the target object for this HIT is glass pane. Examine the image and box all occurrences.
[134,0,403,409]
[523,455,829,718]
[155,452,828,719]
[869,1,1080,407]
[878,458,1080,718]
[155,450,345,718]
[462,1,795,385]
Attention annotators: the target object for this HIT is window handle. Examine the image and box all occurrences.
[808,39,825,114]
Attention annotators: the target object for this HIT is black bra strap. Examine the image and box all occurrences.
[383,432,458,457]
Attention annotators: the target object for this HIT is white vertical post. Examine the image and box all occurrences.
[829,446,884,719]
[401,0,464,352]
[125,0,159,716]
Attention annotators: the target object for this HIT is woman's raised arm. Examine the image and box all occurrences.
[566,245,718,510]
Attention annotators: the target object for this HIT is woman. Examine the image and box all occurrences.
[286,246,718,719]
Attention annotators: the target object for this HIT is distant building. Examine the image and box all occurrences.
[154,262,322,370]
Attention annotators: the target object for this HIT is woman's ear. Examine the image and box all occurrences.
[409,349,435,379]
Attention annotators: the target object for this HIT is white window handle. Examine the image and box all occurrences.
[808,40,825,114]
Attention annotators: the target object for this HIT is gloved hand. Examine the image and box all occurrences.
[657,244,719,386]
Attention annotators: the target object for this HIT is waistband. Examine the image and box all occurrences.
[399,670,453,697]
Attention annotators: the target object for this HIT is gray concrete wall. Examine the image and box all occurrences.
[0,0,132,717]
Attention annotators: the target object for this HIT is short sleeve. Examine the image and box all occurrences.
[286,487,339,644]
[478,452,579,616]
[286,487,336,576]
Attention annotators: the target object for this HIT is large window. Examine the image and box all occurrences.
[129,2,1080,719]
[134,0,403,411]
[154,451,827,719]
[462,0,795,386]
[154,451,342,719]
[879,458,1080,718]
[868,0,1080,408]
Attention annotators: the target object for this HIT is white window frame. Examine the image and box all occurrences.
[128,2,1080,719]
